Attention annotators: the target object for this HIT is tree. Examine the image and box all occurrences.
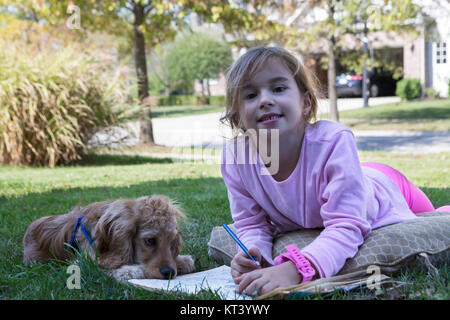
[166,31,232,99]
[190,32,233,98]
[148,42,172,96]
[2,0,289,143]
[0,0,181,143]
[267,0,422,121]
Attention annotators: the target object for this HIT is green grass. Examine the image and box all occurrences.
[151,100,450,131]
[340,119,450,131]
[0,151,449,300]
[336,98,450,120]
[0,155,228,299]
[151,99,450,121]
[320,99,450,131]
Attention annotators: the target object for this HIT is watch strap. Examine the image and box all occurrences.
[274,244,316,283]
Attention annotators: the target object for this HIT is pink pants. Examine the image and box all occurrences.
[361,162,450,213]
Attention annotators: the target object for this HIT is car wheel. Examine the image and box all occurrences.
[370,84,379,97]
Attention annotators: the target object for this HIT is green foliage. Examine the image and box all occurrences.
[337,48,404,80]
[157,95,225,106]
[166,31,233,95]
[293,0,421,116]
[148,72,167,96]
[158,95,199,106]
[209,95,226,106]
[425,88,440,99]
[0,40,134,167]
[395,78,422,100]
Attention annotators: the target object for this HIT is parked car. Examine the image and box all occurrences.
[336,70,398,97]
[169,89,188,96]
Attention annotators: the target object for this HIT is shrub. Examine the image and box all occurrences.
[157,95,225,106]
[0,41,131,167]
[158,95,199,106]
[425,88,440,99]
[395,78,422,100]
[209,95,226,106]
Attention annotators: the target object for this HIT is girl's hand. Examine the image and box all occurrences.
[235,261,301,296]
[230,247,262,282]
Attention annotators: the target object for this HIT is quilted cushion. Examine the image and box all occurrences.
[208,212,450,275]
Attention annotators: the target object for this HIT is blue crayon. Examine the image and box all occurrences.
[222,224,261,268]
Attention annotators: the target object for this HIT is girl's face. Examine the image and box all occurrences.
[239,58,310,137]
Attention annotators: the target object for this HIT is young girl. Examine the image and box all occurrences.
[220,46,450,296]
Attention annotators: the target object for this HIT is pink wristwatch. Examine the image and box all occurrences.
[274,244,316,283]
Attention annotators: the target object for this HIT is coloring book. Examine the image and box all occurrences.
[128,265,252,300]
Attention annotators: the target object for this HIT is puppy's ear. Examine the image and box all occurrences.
[144,195,186,222]
[93,205,137,269]
[68,202,82,217]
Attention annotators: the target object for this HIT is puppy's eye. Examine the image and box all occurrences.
[145,238,156,246]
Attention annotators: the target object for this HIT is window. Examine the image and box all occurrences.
[436,42,447,64]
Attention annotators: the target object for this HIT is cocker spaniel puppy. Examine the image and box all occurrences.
[23,195,195,281]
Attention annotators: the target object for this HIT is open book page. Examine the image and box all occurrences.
[128,265,252,300]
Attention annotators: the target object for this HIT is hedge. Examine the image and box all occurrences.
[157,95,225,106]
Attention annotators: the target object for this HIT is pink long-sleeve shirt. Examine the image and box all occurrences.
[221,120,417,278]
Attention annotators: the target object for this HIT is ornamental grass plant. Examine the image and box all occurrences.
[0,40,136,167]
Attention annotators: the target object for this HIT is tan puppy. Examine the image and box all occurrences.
[23,195,195,281]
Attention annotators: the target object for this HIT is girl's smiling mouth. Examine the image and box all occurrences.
[258,113,283,124]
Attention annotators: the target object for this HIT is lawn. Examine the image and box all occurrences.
[0,151,448,300]
[323,98,450,131]
[337,98,450,119]
[150,98,450,131]
[151,98,450,120]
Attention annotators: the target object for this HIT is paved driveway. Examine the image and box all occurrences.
[151,97,450,154]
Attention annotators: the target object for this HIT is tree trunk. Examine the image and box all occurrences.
[133,2,154,143]
[200,79,205,96]
[200,79,208,104]
[326,1,339,123]
[327,36,339,123]
[206,78,211,97]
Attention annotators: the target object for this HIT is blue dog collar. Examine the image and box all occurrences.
[65,216,95,252]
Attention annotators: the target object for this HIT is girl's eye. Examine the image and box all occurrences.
[274,86,286,93]
[245,93,256,100]
[145,238,156,246]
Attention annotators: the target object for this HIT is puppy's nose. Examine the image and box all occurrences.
[160,267,175,279]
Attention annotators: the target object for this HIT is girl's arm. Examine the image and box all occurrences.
[221,144,275,265]
[300,131,372,278]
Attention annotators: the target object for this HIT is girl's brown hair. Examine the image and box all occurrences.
[221,46,320,131]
